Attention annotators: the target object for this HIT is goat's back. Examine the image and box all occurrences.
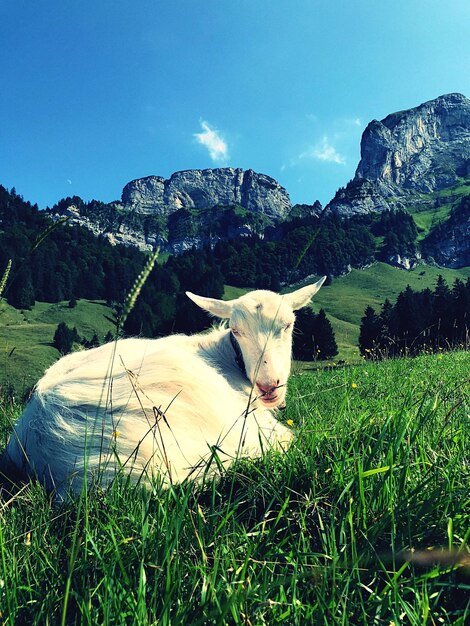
[4,336,292,497]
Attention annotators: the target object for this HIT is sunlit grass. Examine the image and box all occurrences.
[1,350,469,624]
[1,264,469,397]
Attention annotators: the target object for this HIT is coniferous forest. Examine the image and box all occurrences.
[359,275,470,357]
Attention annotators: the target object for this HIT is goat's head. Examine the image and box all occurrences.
[186,277,326,408]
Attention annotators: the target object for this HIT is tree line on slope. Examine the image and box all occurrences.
[210,209,419,287]
[359,275,470,358]
[0,187,146,309]
[0,187,337,360]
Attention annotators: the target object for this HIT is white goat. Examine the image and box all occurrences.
[3,278,325,497]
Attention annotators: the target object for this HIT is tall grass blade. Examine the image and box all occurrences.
[0,260,12,299]
[117,247,160,333]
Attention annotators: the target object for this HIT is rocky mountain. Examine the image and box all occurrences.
[49,93,470,268]
[121,168,291,219]
[52,168,291,252]
[287,200,323,220]
[326,93,470,216]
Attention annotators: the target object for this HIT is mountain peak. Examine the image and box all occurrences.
[327,92,470,216]
[356,92,470,190]
[121,167,291,220]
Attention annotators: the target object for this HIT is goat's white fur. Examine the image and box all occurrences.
[4,277,325,497]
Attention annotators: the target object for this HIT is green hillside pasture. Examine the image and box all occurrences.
[226,262,470,362]
[0,351,468,624]
[223,284,249,301]
[410,204,453,238]
[407,178,470,238]
[310,263,470,326]
[0,299,115,394]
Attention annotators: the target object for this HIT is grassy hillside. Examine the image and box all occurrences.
[406,177,470,238]
[0,299,115,395]
[1,351,468,624]
[226,262,470,362]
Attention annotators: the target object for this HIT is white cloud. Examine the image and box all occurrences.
[300,136,346,165]
[347,117,362,127]
[194,120,229,162]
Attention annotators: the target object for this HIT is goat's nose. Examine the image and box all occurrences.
[256,381,279,394]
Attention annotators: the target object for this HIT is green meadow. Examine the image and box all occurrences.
[0,299,116,396]
[0,350,468,624]
[406,178,470,238]
[0,262,469,624]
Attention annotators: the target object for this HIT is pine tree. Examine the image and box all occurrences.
[292,307,317,360]
[451,279,470,345]
[432,275,452,348]
[88,333,100,348]
[377,298,394,353]
[394,285,421,354]
[8,267,35,309]
[359,306,381,357]
[53,322,80,355]
[312,309,338,360]
[104,330,115,344]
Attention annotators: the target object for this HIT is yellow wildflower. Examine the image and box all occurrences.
[287,419,294,427]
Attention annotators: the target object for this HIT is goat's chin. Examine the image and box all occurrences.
[260,392,286,409]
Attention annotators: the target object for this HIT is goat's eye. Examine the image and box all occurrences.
[283,322,292,331]
[231,328,241,337]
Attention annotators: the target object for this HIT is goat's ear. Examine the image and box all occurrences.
[284,276,327,310]
[186,291,233,319]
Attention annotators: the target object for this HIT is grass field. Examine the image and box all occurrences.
[0,350,468,624]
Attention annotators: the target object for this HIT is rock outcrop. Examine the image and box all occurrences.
[287,200,323,220]
[421,196,470,268]
[51,168,290,252]
[326,93,470,216]
[121,168,291,220]
[50,168,291,252]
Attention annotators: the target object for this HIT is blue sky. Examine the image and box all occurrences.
[1,0,470,209]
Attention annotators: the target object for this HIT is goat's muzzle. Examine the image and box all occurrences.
[256,381,285,408]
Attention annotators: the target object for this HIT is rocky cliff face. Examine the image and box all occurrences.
[326,93,470,216]
[421,196,470,268]
[357,93,470,190]
[121,168,291,220]
[51,168,290,252]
